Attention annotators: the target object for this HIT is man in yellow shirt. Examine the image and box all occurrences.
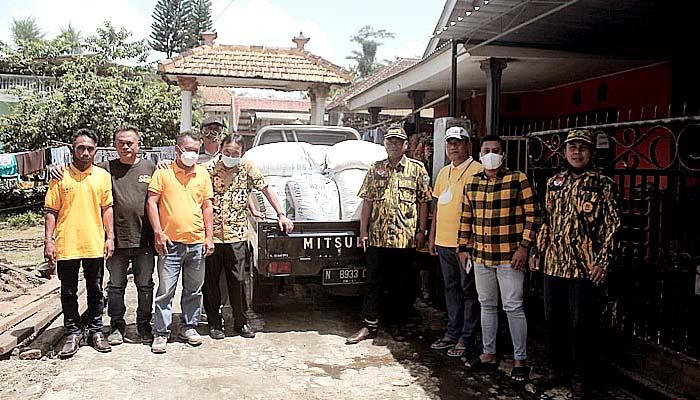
[428,126,483,358]
[147,132,214,354]
[44,128,114,358]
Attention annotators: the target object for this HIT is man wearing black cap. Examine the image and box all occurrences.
[346,126,432,344]
[530,129,621,399]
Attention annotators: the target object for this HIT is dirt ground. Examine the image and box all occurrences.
[0,224,46,303]
[0,225,643,400]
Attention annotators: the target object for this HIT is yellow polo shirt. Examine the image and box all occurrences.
[148,162,213,244]
[433,158,482,247]
[45,164,113,261]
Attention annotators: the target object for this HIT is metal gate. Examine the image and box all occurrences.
[511,115,700,395]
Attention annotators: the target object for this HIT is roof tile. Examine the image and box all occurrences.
[159,44,351,85]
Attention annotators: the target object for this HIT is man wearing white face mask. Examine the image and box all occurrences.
[428,126,483,358]
[457,135,540,384]
[201,134,293,339]
[147,132,215,353]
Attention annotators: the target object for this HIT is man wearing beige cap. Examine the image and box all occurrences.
[428,126,483,358]
[530,129,620,399]
[346,126,432,344]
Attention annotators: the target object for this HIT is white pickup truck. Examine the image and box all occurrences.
[247,125,370,300]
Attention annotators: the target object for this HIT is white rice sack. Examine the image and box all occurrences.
[304,144,329,170]
[287,173,340,221]
[331,168,368,220]
[243,142,321,176]
[252,175,295,220]
[325,140,387,172]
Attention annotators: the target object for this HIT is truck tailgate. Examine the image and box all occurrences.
[256,220,365,283]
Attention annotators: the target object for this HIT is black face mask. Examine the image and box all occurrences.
[565,161,593,175]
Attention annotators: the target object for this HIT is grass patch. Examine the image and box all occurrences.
[0,209,44,228]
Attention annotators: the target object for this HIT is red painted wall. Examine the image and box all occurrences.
[433,62,673,134]
[504,62,672,122]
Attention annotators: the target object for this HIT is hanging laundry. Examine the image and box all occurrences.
[15,149,46,176]
[0,153,18,177]
[50,146,72,166]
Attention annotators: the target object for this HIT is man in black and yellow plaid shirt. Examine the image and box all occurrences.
[530,130,620,399]
[457,135,540,382]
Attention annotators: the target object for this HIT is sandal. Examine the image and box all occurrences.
[464,355,498,371]
[446,342,467,358]
[510,366,531,383]
[430,337,456,350]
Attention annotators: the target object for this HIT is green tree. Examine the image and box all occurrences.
[0,22,194,151]
[58,23,82,54]
[346,25,394,81]
[149,0,190,58]
[11,16,45,47]
[186,0,214,48]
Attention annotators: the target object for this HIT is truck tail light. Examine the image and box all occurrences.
[268,262,291,274]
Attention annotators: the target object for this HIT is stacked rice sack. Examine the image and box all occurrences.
[326,141,387,220]
[243,142,326,220]
[243,140,387,222]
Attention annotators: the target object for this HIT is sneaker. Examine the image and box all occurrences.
[151,335,167,354]
[138,324,154,343]
[107,328,124,346]
[179,328,203,346]
[209,327,225,340]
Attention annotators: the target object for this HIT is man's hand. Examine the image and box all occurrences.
[154,231,173,256]
[49,165,66,181]
[156,159,173,170]
[589,265,607,285]
[104,238,114,259]
[204,238,215,257]
[415,232,426,250]
[359,229,369,252]
[457,251,470,270]
[278,215,294,233]
[44,239,56,264]
[428,238,437,256]
[511,246,528,271]
[529,256,540,271]
[250,209,266,219]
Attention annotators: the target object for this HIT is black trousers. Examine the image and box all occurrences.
[362,247,416,327]
[203,243,248,330]
[543,274,602,382]
[57,258,105,335]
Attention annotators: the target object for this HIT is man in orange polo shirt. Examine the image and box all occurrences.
[147,132,214,354]
[44,128,115,358]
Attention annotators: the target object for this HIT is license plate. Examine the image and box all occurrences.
[322,267,366,285]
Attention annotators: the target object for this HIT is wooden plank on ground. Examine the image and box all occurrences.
[0,278,60,318]
[0,298,62,355]
[0,291,59,333]
[20,282,88,359]
[0,284,84,355]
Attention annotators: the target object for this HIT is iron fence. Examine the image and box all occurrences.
[516,114,700,360]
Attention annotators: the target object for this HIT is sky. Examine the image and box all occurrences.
[0,0,445,69]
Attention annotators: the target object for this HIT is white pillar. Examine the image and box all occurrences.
[178,77,198,133]
[309,84,330,126]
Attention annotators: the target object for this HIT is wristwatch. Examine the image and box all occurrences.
[416,229,428,236]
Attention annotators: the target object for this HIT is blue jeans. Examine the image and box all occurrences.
[437,246,480,345]
[474,262,527,360]
[154,243,205,336]
[107,247,155,329]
